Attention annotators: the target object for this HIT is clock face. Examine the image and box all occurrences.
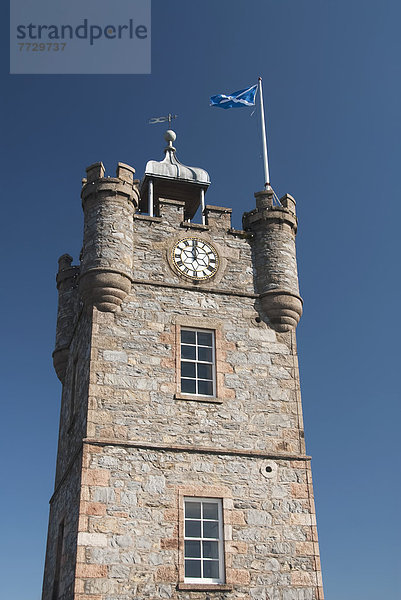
[172,238,219,280]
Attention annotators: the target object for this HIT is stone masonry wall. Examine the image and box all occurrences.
[55,310,92,486]
[42,311,93,600]
[131,200,255,295]
[87,292,304,456]
[44,183,323,600]
[74,444,322,600]
[42,451,82,600]
[72,202,323,600]
[84,202,306,456]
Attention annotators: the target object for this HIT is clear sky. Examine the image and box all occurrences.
[1,1,400,598]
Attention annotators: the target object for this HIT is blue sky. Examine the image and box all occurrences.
[1,1,400,598]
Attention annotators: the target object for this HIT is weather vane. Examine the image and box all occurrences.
[148,113,178,126]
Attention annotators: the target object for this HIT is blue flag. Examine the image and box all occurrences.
[210,84,257,109]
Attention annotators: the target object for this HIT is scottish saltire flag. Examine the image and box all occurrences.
[210,84,257,109]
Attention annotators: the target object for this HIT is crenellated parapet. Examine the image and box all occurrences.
[79,162,140,312]
[243,189,303,331]
[53,254,80,383]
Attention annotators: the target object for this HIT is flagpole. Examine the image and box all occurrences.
[258,76,271,189]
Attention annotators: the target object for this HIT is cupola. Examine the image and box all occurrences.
[140,130,210,221]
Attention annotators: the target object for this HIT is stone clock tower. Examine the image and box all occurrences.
[42,130,324,600]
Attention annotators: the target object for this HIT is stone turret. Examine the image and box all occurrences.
[79,162,140,312]
[52,254,79,383]
[243,188,303,331]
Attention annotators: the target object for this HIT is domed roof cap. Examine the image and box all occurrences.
[144,130,210,187]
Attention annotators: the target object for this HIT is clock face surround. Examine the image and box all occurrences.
[171,237,219,281]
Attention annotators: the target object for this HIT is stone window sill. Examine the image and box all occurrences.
[177,583,232,591]
[174,393,223,404]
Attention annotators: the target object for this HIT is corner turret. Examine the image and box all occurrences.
[79,162,140,312]
[52,254,79,382]
[243,189,303,331]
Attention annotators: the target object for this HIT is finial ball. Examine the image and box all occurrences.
[164,129,177,143]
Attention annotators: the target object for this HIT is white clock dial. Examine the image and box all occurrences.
[172,238,219,280]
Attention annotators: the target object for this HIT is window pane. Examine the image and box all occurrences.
[197,332,212,347]
[185,540,201,558]
[182,345,196,360]
[198,347,212,362]
[197,363,212,380]
[198,380,213,396]
[181,330,196,344]
[181,329,215,399]
[182,362,196,378]
[185,520,201,537]
[185,502,201,519]
[181,378,196,394]
[203,521,219,538]
[203,502,219,520]
[203,540,219,559]
[185,560,201,578]
[203,560,219,579]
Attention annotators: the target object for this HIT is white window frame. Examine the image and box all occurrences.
[180,328,216,397]
[183,497,225,584]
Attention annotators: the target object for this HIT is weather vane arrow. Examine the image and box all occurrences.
[148,113,178,126]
